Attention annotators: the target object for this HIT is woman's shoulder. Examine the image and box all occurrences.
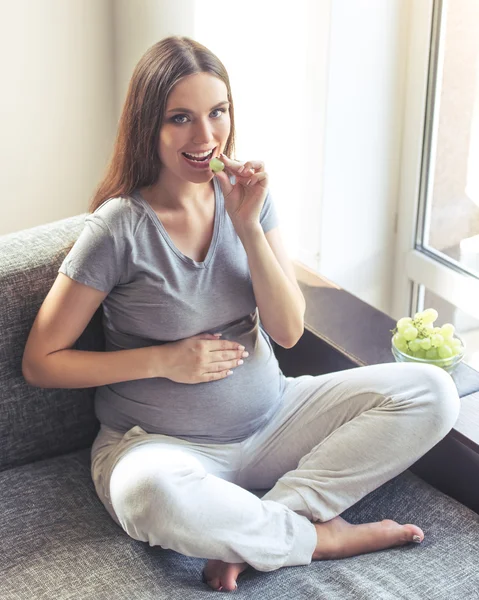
[89,194,146,236]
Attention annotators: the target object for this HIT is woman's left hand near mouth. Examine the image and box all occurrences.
[213,153,268,235]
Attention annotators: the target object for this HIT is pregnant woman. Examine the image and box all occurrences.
[23,36,460,593]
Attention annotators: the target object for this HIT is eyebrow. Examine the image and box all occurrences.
[166,101,230,114]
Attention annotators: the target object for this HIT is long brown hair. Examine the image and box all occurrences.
[88,36,236,214]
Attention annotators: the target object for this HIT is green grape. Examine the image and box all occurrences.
[393,333,408,352]
[396,317,412,334]
[414,311,425,321]
[209,157,225,172]
[408,339,422,353]
[440,323,455,338]
[422,308,439,323]
[431,334,444,348]
[414,348,427,359]
[412,316,432,337]
[420,337,432,350]
[438,344,453,359]
[425,347,438,360]
[403,326,418,341]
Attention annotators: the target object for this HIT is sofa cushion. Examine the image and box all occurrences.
[1,449,478,599]
[0,215,104,471]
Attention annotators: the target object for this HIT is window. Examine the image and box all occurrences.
[393,0,479,370]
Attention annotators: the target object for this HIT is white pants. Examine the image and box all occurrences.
[91,363,460,572]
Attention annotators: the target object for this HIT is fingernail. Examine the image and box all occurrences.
[238,360,244,365]
[242,351,249,357]
[238,166,245,174]
[214,333,222,337]
[238,345,245,350]
[413,535,422,543]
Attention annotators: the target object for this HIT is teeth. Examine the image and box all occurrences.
[184,149,214,159]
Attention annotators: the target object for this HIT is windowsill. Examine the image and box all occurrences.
[291,262,479,455]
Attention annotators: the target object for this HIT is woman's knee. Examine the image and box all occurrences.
[409,363,460,440]
[109,447,206,543]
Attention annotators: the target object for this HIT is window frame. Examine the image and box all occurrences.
[392,0,479,322]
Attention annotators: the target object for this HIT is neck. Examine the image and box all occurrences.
[143,170,214,212]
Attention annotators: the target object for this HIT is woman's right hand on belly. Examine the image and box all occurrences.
[152,333,249,384]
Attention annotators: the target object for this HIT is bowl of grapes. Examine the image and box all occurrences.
[391,308,465,374]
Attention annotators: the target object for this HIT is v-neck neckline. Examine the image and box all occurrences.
[134,177,223,269]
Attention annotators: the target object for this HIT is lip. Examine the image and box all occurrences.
[182,147,217,156]
[181,147,217,170]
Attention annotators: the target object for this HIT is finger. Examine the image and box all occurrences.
[212,169,235,198]
[219,154,258,178]
[245,171,269,187]
[210,340,245,352]
[237,160,265,176]
[209,349,249,362]
[204,369,234,382]
[196,333,222,340]
[219,153,246,172]
[205,358,244,373]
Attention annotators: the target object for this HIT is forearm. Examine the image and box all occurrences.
[23,345,165,389]
[238,225,305,348]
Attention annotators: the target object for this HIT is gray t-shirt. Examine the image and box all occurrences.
[59,177,286,443]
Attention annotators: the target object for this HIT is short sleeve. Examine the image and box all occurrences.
[260,190,279,234]
[58,214,123,294]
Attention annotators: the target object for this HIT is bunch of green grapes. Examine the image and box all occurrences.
[391,308,464,362]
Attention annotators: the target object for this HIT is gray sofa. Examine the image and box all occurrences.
[2,214,479,600]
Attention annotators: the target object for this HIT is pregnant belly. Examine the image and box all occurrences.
[95,312,286,444]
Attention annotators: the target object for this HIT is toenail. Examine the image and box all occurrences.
[412,535,422,543]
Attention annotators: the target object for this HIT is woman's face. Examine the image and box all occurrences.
[159,72,231,182]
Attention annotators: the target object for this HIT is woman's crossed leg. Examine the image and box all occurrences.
[109,362,460,592]
[204,362,460,590]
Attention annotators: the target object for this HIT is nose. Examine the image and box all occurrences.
[192,117,214,144]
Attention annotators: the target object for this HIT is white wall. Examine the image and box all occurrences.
[0,0,116,235]
[112,0,195,115]
[318,0,411,313]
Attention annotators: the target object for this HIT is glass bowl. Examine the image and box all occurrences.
[391,335,465,373]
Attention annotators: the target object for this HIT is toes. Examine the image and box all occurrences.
[202,569,223,591]
[220,578,238,592]
[403,524,425,543]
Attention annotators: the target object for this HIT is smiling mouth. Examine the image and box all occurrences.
[181,148,216,163]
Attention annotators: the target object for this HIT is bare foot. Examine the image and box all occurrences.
[312,515,424,560]
[201,516,424,591]
[202,559,248,592]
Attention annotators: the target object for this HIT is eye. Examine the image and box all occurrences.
[211,108,227,118]
[171,114,189,124]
